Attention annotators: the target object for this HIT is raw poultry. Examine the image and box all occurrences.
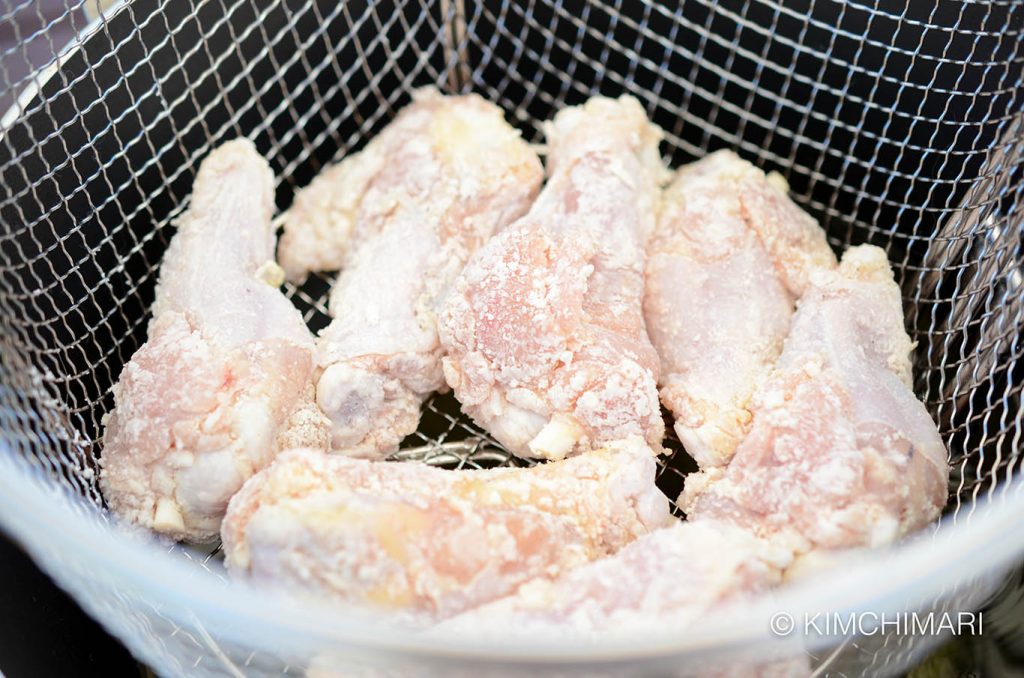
[682,245,949,553]
[100,139,327,542]
[440,95,667,460]
[279,88,543,457]
[438,519,790,635]
[436,248,946,636]
[644,150,836,469]
[221,437,670,620]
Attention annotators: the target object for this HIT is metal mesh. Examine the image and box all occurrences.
[1,0,1023,675]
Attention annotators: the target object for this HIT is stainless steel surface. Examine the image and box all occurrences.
[0,1,1022,675]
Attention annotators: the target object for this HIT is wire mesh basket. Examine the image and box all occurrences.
[1,0,1022,675]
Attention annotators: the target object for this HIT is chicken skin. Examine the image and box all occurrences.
[437,519,791,635]
[436,249,943,639]
[279,88,543,457]
[682,245,948,553]
[440,96,667,460]
[221,438,670,620]
[645,151,836,469]
[100,139,328,541]
[436,250,942,638]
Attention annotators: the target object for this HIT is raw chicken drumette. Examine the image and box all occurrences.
[279,88,543,457]
[645,150,836,468]
[101,139,327,541]
[441,96,667,460]
[682,245,948,552]
[438,519,790,635]
[221,438,670,620]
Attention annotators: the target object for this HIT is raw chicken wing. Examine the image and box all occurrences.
[645,150,836,468]
[738,161,838,298]
[281,88,543,456]
[682,245,948,552]
[437,519,791,635]
[101,139,327,541]
[441,96,667,460]
[221,437,671,620]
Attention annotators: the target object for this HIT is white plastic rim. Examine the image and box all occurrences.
[0,442,1021,669]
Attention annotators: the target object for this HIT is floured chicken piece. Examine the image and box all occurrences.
[100,139,328,542]
[682,245,948,553]
[738,163,838,298]
[281,88,543,456]
[221,437,671,620]
[646,151,836,469]
[437,519,791,635]
[440,96,667,460]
